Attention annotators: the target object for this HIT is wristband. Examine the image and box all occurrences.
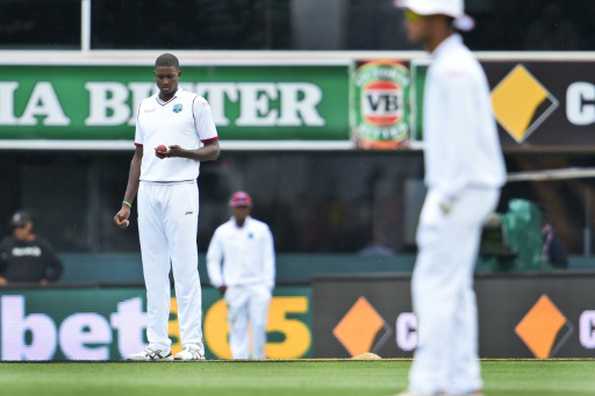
[122,200,133,208]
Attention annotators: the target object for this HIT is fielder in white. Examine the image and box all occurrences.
[207,191,275,360]
[396,1,506,395]
[114,53,220,361]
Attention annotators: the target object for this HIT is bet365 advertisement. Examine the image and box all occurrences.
[0,286,311,361]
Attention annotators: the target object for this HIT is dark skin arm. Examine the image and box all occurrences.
[113,145,143,229]
[157,140,220,162]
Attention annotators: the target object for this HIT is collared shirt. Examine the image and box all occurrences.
[134,88,218,182]
[206,217,275,289]
[423,34,505,201]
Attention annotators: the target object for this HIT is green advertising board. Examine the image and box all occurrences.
[0,65,349,142]
[410,60,428,141]
[0,286,312,361]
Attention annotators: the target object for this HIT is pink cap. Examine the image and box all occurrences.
[230,191,253,208]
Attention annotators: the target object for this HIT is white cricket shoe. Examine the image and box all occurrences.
[174,344,205,361]
[126,347,173,361]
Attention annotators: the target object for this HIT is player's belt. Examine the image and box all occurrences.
[140,179,196,185]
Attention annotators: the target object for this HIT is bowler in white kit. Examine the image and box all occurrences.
[396,1,506,395]
[114,53,220,361]
[207,192,275,360]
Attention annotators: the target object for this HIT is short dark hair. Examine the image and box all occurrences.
[155,53,180,69]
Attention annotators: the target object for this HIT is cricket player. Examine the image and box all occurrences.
[113,53,220,361]
[206,192,275,360]
[395,1,505,395]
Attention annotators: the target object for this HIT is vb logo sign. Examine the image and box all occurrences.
[351,60,410,150]
[362,80,403,126]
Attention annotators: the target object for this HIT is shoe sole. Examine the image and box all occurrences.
[126,355,174,362]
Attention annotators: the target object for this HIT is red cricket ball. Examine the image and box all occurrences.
[156,144,168,154]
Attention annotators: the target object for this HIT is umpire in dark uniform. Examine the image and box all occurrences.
[0,211,63,286]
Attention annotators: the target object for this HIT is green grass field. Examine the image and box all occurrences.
[0,360,593,396]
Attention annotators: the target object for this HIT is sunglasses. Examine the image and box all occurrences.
[404,9,422,22]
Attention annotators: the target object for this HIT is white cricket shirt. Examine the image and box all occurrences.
[134,88,218,182]
[206,217,275,289]
[423,34,506,202]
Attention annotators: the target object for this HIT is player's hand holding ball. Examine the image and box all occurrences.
[113,205,131,229]
[155,144,186,159]
[167,145,185,158]
[155,144,169,159]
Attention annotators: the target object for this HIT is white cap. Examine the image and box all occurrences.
[395,0,475,31]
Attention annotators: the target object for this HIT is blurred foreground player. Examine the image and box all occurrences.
[207,192,275,359]
[0,211,62,286]
[396,0,505,395]
[113,53,220,360]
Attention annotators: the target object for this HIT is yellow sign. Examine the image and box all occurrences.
[491,65,559,143]
[168,298,183,354]
[168,296,311,359]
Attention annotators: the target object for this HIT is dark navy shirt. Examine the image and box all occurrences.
[0,236,62,283]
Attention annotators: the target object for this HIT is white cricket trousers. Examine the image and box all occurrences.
[225,284,272,359]
[409,187,499,395]
[137,180,204,354]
